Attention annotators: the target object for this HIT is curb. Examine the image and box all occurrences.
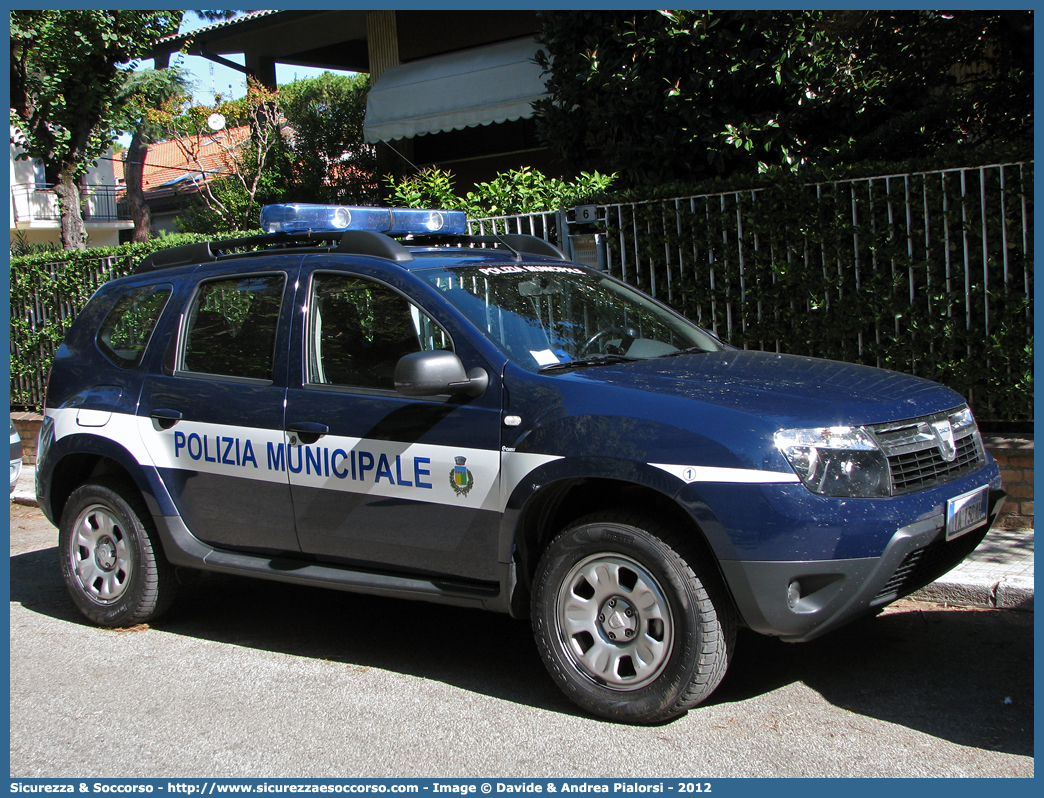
[12,466,37,508]
[910,573,1034,612]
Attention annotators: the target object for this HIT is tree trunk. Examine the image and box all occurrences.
[54,167,86,250]
[125,131,151,243]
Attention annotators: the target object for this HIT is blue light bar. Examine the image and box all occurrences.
[388,208,468,236]
[259,204,468,237]
[260,204,390,234]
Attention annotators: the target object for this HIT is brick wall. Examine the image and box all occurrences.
[984,435,1034,530]
[10,412,44,465]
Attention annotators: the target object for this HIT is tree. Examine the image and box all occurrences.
[158,73,379,234]
[151,79,285,233]
[115,67,191,243]
[278,72,379,206]
[533,11,857,187]
[821,11,1033,164]
[385,166,615,217]
[533,10,1033,187]
[10,10,182,249]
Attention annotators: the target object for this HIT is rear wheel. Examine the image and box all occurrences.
[531,510,734,724]
[59,478,175,627]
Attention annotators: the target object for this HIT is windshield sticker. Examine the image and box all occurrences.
[479,265,585,276]
[530,349,561,366]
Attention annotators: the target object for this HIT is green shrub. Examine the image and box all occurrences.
[385,166,616,217]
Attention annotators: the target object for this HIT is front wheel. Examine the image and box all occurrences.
[531,511,734,724]
[58,478,176,627]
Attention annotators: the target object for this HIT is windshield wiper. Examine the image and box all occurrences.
[656,346,715,359]
[539,354,640,372]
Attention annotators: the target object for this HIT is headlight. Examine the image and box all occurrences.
[775,426,890,498]
[950,406,976,432]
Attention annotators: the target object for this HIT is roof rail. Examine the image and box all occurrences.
[135,230,415,273]
[134,229,566,273]
[336,230,413,263]
[408,233,568,261]
[497,234,567,260]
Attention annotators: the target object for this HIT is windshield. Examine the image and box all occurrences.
[424,264,723,371]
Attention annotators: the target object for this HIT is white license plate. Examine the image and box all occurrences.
[946,486,989,541]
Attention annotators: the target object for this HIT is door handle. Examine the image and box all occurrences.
[287,422,329,445]
[150,408,182,430]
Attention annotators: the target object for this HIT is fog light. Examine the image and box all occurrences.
[787,580,801,609]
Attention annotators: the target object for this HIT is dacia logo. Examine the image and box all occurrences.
[930,419,958,463]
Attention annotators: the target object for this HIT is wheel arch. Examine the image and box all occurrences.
[505,469,736,622]
[41,433,172,528]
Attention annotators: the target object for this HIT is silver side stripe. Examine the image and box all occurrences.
[47,408,796,512]
[650,463,799,484]
[47,408,561,513]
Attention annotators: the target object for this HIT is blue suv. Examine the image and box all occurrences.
[36,204,1004,724]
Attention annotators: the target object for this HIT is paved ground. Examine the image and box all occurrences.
[9,468,1035,779]
[913,523,1034,610]
[8,501,1035,778]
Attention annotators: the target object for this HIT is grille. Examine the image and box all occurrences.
[873,522,991,603]
[873,408,986,495]
[875,549,926,598]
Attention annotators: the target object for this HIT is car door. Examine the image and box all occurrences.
[137,257,301,553]
[283,260,505,582]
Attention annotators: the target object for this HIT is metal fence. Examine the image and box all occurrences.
[466,211,564,242]
[472,162,1033,354]
[9,255,136,409]
[604,164,1031,343]
[468,163,1033,418]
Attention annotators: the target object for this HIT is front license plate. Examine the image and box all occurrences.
[946,486,989,541]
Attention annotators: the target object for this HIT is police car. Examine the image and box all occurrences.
[37,203,1004,724]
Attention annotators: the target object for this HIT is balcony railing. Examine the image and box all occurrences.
[11,184,130,224]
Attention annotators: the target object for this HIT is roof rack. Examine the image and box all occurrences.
[134,229,568,273]
[413,233,567,261]
[135,231,413,273]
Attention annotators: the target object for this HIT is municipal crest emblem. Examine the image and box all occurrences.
[449,455,475,497]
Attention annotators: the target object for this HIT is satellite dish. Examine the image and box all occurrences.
[206,113,226,132]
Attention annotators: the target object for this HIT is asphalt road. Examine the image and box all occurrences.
[9,502,1034,779]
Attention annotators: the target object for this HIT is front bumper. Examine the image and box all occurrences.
[719,487,1006,642]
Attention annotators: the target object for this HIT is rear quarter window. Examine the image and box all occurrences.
[96,284,173,369]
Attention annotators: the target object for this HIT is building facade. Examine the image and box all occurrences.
[10,129,132,250]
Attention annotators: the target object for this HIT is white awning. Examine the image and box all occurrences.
[364,37,548,143]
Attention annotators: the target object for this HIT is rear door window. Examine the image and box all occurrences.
[180,273,286,381]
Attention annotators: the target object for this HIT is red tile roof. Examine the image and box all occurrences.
[118,126,250,199]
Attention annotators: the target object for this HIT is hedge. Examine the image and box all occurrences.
[9,232,255,409]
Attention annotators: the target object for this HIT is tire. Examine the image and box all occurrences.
[58,477,176,627]
[531,510,735,724]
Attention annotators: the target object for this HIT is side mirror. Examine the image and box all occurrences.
[394,350,488,398]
